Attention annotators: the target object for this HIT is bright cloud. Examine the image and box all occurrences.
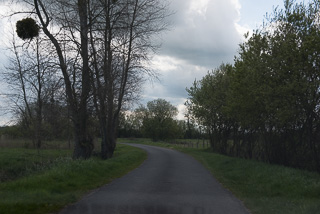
[141,0,246,115]
[188,0,210,19]
[176,103,187,120]
[159,0,244,68]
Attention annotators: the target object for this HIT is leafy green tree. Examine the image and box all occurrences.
[231,0,320,168]
[146,99,178,121]
[187,64,234,154]
[118,105,149,138]
[187,0,320,172]
[142,99,181,141]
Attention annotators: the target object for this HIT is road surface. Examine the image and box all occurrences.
[59,143,250,214]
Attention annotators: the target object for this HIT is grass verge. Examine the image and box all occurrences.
[0,148,72,182]
[122,138,320,214]
[0,144,147,214]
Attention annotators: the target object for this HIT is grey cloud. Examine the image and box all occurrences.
[139,0,244,111]
[142,58,209,107]
[161,0,243,67]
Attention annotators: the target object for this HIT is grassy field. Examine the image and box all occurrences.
[121,138,320,214]
[0,144,147,214]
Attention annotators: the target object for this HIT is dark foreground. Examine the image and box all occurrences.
[59,144,250,214]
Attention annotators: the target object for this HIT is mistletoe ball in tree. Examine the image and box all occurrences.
[16,17,40,40]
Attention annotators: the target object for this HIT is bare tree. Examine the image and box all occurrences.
[2,30,61,149]
[5,0,169,159]
[89,0,170,158]
[27,0,94,158]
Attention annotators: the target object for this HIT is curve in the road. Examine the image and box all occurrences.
[59,143,250,214]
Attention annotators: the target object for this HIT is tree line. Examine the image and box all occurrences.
[2,0,169,159]
[118,98,203,141]
[186,0,320,172]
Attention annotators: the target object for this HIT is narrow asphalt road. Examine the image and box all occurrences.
[59,143,250,214]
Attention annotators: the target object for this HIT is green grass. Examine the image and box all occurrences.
[0,138,74,149]
[122,138,320,214]
[182,149,320,214]
[0,144,147,214]
[0,148,72,182]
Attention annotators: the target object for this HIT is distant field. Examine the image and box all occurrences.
[0,143,147,214]
[118,137,210,149]
[123,138,320,214]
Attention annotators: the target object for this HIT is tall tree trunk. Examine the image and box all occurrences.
[101,0,115,159]
[104,114,117,159]
[34,0,93,158]
[73,115,93,159]
[101,0,138,159]
[35,37,42,149]
[73,0,92,158]
[88,3,109,159]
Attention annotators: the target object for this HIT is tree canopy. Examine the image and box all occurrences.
[186,0,320,172]
[142,99,181,141]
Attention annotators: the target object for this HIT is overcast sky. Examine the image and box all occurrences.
[141,0,309,119]
[0,0,309,124]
